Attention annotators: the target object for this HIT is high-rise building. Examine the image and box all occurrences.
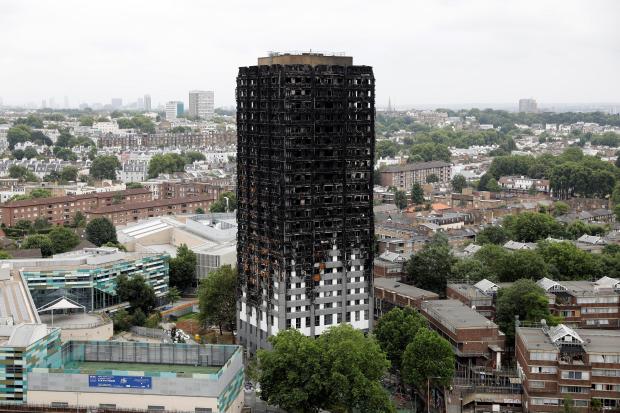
[165,101,180,120]
[236,52,375,352]
[519,98,538,113]
[188,90,215,119]
[144,94,152,111]
[111,98,123,109]
[176,101,184,116]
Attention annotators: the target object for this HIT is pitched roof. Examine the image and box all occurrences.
[474,279,499,294]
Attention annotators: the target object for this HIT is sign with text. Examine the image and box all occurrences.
[88,375,152,389]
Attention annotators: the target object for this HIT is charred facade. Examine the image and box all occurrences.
[236,53,375,351]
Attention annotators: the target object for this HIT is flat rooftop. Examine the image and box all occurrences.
[0,270,39,324]
[374,278,439,300]
[258,52,352,66]
[421,299,499,331]
[518,327,620,354]
[448,283,493,301]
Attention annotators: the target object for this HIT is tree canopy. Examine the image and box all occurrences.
[401,328,455,388]
[374,307,426,368]
[257,324,395,413]
[169,244,196,290]
[197,265,236,334]
[85,217,118,246]
[405,233,455,294]
[90,155,121,180]
[209,191,237,213]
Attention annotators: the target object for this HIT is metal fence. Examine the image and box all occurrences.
[61,340,238,368]
[130,326,170,342]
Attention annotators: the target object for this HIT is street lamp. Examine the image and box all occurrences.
[223,196,230,213]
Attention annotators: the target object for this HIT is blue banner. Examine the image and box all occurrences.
[88,375,152,389]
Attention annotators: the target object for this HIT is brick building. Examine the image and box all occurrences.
[98,131,236,149]
[517,324,620,413]
[538,277,620,329]
[160,181,226,200]
[420,299,506,368]
[447,279,501,320]
[0,188,151,227]
[374,278,438,318]
[86,195,214,225]
[380,161,451,190]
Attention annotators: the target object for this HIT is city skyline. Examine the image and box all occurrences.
[0,0,618,108]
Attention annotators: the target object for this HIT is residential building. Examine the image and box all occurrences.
[499,176,550,193]
[517,324,620,413]
[373,277,438,318]
[165,101,182,120]
[98,131,236,149]
[189,90,215,119]
[420,299,506,368]
[118,160,148,182]
[0,187,152,227]
[537,277,620,329]
[380,161,452,190]
[111,98,123,109]
[519,98,538,113]
[236,53,375,352]
[446,279,500,319]
[86,194,214,225]
[5,247,169,311]
[144,94,151,111]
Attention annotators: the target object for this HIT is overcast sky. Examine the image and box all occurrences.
[1,0,618,109]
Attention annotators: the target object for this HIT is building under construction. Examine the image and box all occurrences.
[236,52,375,351]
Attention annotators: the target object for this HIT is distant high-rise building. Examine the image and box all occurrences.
[188,90,215,119]
[144,94,152,111]
[176,102,184,117]
[165,101,182,120]
[137,97,144,110]
[64,96,69,109]
[519,98,538,113]
[236,53,375,352]
[111,98,123,109]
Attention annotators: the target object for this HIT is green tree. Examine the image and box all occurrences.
[473,244,511,277]
[197,265,236,334]
[85,217,117,246]
[112,309,132,332]
[90,155,121,180]
[486,177,501,192]
[553,201,570,217]
[426,174,439,184]
[503,212,563,242]
[12,149,25,160]
[30,188,52,198]
[195,207,205,214]
[79,115,95,126]
[32,217,51,232]
[7,125,32,149]
[53,147,78,161]
[451,174,467,193]
[614,204,620,222]
[209,191,237,213]
[451,258,494,282]
[0,251,11,259]
[125,182,143,189]
[497,250,549,282]
[60,166,79,182]
[537,241,600,280]
[409,143,451,162]
[116,274,156,313]
[401,328,455,389]
[257,329,325,413]
[184,151,206,163]
[23,146,38,159]
[169,244,197,290]
[71,211,87,228]
[22,234,54,257]
[476,226,509,245]
[8,165,38,182]
[319,324,395,413]
[167,286,181,306]
[374,307,426,368]
[394,190,408,210]
[496,279,555,344]
[411,183,425,204]
[405,233,455,294]
[48,226,80,253]
[147,153,187,178]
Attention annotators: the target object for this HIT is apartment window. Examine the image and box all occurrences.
[315,315,320,325]
[592,383,620,392]
[592,369,620,377]
[355,311,361,322]
[531,398,559,406]
[562,371,589,380]
[529,381,545,389]
[530,351,557,361]
[325,314,333,325]
[286,319,291,329]
[100,404,117,409]
[337,313,342,323]
[306,316,310,327]
[147,406,166,412]
[51,403,69,408]
[296,318,301,329]
[560,386,588,393]
[346,312,351,322]
[195,409,213,413]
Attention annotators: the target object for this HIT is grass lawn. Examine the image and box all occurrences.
[176,312,199,321]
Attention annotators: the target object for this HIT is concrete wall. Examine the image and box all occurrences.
[58,322,113,342]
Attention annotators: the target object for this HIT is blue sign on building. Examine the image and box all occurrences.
[88,375,152,389]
